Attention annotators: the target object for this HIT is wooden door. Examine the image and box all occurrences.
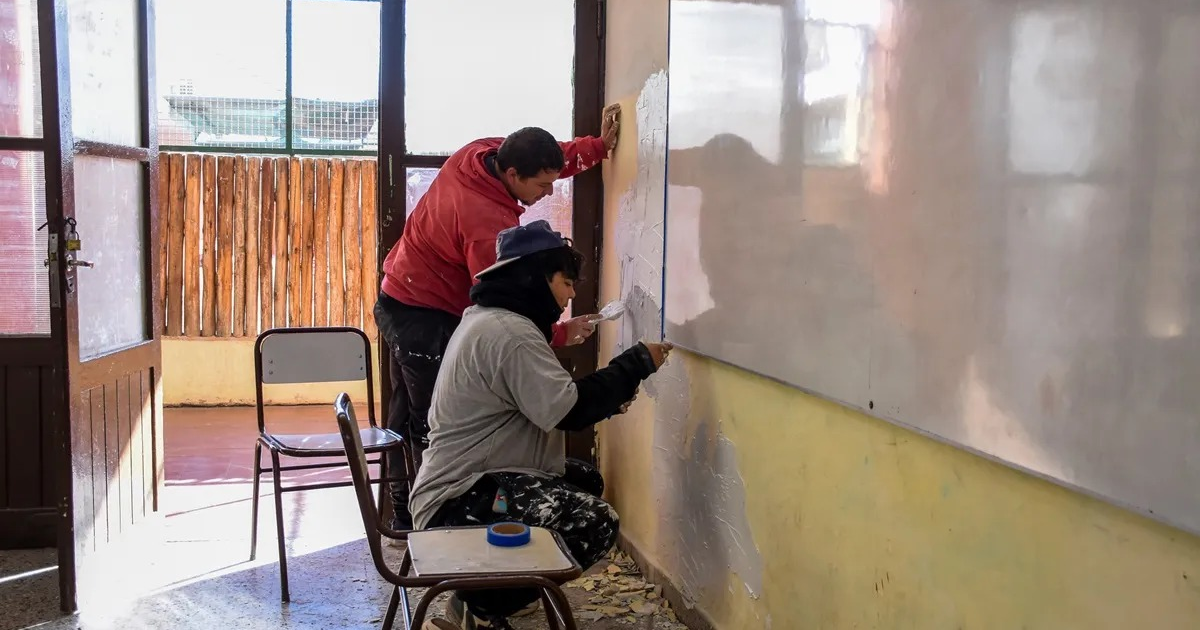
[0,0,60,554]
[44,0,162,612]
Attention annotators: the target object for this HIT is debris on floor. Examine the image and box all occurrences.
[563,550,681,627]
[423,548,688,630]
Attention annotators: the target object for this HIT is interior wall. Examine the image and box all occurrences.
[162,338,377,406]
[596,1,1200,628]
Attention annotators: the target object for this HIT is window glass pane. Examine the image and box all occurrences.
[156,0,287,148]
[68,0,141,146]
[404,168,439,218]
[0,150,49,336]
[74,156,148,358]
[519,178,573,238]
[404,0,575,155]
[293,0,380,151]
[0,0,43,138]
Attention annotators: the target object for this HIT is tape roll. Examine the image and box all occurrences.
[486,522,531,547]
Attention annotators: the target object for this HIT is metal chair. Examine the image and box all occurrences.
[333,392,582,630]
[250,327,411,602]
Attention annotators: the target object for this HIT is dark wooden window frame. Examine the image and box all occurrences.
[376,0,606,462]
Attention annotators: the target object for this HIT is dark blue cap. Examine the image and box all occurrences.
[474,219,568,279]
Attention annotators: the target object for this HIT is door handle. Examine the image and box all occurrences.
[68,259,94,268]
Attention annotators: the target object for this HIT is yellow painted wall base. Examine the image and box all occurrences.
[601,353,1200,629]
[162,337,378,406]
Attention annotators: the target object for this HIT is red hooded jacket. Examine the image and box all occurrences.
[380,135,608,346]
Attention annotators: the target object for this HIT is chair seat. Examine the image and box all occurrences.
[264,427,401,455]
[408,526,575,577]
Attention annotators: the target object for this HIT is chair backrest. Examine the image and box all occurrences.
[334,392,403,584]
[255,327,376,432]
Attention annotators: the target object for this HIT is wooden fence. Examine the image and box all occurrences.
[157,153,380,339]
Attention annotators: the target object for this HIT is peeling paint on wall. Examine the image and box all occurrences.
[608,67,765,609]
[651,361,765,604]
[613,69,667,363]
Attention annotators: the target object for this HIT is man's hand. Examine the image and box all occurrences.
[563,314,600,346]
[601,103,621,151]
[643,341,673,369]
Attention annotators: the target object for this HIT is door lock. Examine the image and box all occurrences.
[39,218,92,301]
[45,232,62,307]
[64,217,82,251]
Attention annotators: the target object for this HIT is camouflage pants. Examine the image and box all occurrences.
[429,458,619,618]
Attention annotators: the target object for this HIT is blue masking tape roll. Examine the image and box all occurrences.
[486,522,531,547]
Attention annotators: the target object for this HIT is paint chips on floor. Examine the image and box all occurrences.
[568,551,680,625]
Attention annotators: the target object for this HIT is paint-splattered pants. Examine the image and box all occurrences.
[428,458,620,619]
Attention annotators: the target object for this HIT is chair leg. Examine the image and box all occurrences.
[270,449,290,602]
[249,441,262,561]
[399,586,412,629]
[382,585,401,630]
[541,589,563,630]
[410,582,456,630]
[375,452,389,527]
[403,443,417,486]
[544,584,577,630]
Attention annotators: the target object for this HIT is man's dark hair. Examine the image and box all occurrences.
[496,127,565,178]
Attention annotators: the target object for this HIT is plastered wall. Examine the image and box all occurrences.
[596,1,1200,628]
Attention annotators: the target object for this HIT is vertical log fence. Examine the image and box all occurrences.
[158,152,381,339]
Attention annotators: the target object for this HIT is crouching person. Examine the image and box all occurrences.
[411,220,672,630]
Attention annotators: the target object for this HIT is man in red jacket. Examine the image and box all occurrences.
[375,106,621,528]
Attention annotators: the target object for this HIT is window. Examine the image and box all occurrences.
[0,151,50,336]
[0,0,50,336]
[0,0,42,138]
[155,0,380,153]
[403,0,574,155]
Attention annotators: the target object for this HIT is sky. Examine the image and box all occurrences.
[155,0,380,101]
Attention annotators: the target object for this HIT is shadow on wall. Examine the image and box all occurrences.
[634,124,906,612]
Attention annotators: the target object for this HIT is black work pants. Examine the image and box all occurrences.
[373,292,460,527]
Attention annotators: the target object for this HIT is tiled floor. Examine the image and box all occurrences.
[0,406,686,630]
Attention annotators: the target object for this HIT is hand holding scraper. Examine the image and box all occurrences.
[564,301,624,345]
[594,299,627,322]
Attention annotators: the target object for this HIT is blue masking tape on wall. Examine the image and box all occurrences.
[486,522,531,547]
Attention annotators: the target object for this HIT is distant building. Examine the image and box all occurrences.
[160,95,378,151]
